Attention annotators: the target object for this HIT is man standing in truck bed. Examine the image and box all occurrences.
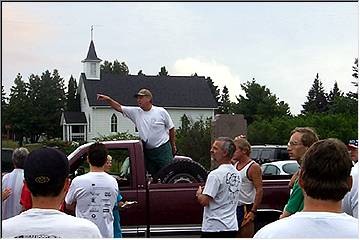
[97,88,176,176]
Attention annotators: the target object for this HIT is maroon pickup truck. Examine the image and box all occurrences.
[67,140,291,237]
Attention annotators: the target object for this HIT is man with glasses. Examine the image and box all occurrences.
[279,127,319,219]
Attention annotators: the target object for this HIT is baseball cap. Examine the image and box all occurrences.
[348,139,358,149]
[24,147,69,188]
[134,88,152,99]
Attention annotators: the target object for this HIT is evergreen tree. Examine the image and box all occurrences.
[27,74,42,142]
[1,85,9,134]
[234,78,290,124]
[218,85,231,114]
[327,81,342,106]
[32,70,66,140]
[158,66,169,76]
[205,77,220,106]
[301,73,328,114]
[7,73,31,145]
[348,58,358,99]
[66,75,80,111]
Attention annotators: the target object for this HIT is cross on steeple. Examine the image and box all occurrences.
[91,25,93,41]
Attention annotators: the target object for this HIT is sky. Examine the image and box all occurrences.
[2,2,359,115]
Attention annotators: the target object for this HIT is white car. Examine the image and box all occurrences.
[261,160,300,176]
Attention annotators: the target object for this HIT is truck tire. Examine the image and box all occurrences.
[154,158,208,184]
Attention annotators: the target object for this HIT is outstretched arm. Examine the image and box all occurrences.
[97,94,123,113]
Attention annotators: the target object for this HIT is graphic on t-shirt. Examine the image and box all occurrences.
[226,172,241,203]
[88,186,112,215]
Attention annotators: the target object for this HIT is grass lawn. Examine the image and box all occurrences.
[2,139,43,152]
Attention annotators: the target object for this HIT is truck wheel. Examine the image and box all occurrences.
[154,158,208,184]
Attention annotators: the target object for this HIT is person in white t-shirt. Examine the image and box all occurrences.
[2,147,29,220]
[2,147,102,238]
[196,137,242,238]
[65,142,119,238]
[254,138,358,238]
[97,88,176,176]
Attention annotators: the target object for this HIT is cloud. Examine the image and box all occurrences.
[172,57,243,102]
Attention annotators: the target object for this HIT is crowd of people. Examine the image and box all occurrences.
[1,88,358,238]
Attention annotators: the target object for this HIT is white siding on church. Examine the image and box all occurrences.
[167,108,214,128]
[89,108,137,140]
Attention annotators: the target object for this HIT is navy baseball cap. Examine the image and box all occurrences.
[24,148,69,188]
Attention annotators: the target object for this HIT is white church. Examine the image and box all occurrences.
[60,40,218,142]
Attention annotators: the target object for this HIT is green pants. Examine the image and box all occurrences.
[144,141,173,176]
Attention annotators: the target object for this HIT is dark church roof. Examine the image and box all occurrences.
[82,40,102,62]
[63,112,87,124]
[81,73,218,108]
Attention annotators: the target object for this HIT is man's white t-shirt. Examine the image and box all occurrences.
[65,172,118,238]
[2,169,24,220]
[201,164,242,232]
[122,105,174,149]
[342,162,359,218]
[2,208,102,238]
[254,211,359,238]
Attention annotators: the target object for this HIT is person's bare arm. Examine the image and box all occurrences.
[97,94,123,113]
[196,186,211,206]
[279,210,292,219]
[169,127,177,155]
[243,164,263,224]
[2,188,12,201]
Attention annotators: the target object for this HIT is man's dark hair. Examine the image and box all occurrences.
[301,138,353,201]
[12,147,29,169]
[216,137,236,159]
[291,127,319,148]
[88,142,108,167]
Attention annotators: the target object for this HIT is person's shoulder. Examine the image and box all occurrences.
[254,217,293,238]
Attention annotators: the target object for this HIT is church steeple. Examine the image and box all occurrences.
[82,31,102,80]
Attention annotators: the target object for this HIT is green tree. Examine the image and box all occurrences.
[234,78,291,124]
[176,115,212,169]
[158,66,169,76]
[113,60,129,75]
[301,73,329,114]
[247,113,357,145]
[7,73,31,145]
[28,70,66,140]
[101,60,129,75]
[205,77,220,106]
[327,81,341,106]
[1,85,9,134]
[27,74,42,142]
[101,60,113,73]
[66,75,80,111]
[348,58,358,99]
[218,85,232,114]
